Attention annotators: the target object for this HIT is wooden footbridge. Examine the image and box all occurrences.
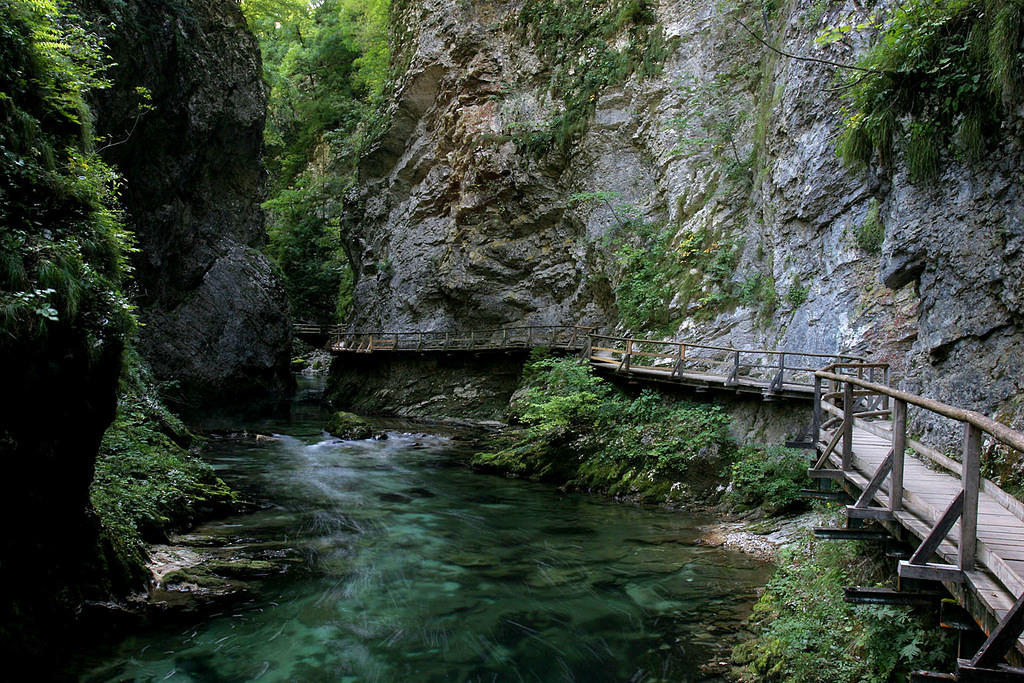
[304,323,1024,679]
[311,324,866,401]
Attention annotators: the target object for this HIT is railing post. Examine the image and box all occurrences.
[890,399,906,512]
[624,339,632,372]
[880,365,890,412]
[729,350,740,384]
[812,375,822,445]
[842,381,854,471]
[961,423,981,571]
[417,331,423,350]
[393,332,399,350]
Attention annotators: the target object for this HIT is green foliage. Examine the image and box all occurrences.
[734,533,956,681]
[785,276,809,307]
[738,270,778,317]
[833,0,1024,180]
[728,445,808,513]
[474,357,735,502]
[241,0,390,322]
[610,221,741,330]
[510,0,677,154]
[91,351,235,575]
[856,198,885,252]
[0,0,135,344]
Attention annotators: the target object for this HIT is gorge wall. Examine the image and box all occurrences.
[339,0,1023,442]
[1,0,289,663]
[85,0,292,405]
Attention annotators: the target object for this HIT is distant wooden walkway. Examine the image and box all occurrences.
[809,365,1024,679]
[313,325,866,401]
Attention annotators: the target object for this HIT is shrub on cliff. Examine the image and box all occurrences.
[728,445,809,514]
[474,356,734,503]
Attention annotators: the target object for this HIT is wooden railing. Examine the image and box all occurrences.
[330,325,594,353]
[812,363,1024,671]
[293,323,340,337]
[587,334,866,394]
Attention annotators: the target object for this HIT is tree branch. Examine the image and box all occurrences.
[736,17,884,75]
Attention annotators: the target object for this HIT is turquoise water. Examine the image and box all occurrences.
[77,403,771,682]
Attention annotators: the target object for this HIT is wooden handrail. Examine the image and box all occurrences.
[590,333,867,362]
[815,370,1024,453]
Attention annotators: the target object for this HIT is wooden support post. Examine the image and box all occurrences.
[813,376,822,445]
[891,399,906,512]
[728,350,740,385]
[961,423,981,572]
[393,332,399,350]
[971,589,1024,668]
[852,448,894,509]
[624,339,632,373]
[673,343,685,378]
[843,381,854,471]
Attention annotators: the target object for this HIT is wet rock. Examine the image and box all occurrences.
[325,411,376,440]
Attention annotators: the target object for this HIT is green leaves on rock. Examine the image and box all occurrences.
[241,0,389,323]
[835,0,1024,180]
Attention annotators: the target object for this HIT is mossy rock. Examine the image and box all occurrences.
[325,411,375,440]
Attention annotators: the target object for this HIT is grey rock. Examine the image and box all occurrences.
[85,0,292,405]
[337,0,1023,441]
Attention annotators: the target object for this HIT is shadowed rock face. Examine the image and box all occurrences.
[341,0,1023,438]
[86,0,292,405]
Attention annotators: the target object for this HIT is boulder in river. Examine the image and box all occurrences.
[325,411,376,440]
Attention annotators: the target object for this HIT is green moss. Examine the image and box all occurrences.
[91,352,235,583]
[325,410,375,439]
[734,530,956,680]
[855,198,885,253]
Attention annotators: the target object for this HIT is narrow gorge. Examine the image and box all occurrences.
[1,0,1022,680]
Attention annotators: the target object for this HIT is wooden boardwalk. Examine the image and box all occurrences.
[315,324,1024,677]
[810,367,1024,679]
[317,325,867,401]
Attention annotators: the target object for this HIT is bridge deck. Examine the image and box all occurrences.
[825,422,1024,653]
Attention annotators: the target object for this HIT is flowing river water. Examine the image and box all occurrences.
[76,385,772,682]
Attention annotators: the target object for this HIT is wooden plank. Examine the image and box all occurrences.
[899,561,965,583]
[854,448,894,508]
[847,505,896,521]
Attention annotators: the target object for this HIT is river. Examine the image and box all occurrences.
[75,385,771,682]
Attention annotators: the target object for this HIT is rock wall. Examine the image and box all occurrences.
[86,0,292,405]
[340,0,1023,441]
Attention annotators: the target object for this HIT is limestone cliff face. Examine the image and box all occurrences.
[86,0,292,405]
[343,0,1023,437]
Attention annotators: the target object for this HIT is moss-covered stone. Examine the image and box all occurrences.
[325,411,376,440]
